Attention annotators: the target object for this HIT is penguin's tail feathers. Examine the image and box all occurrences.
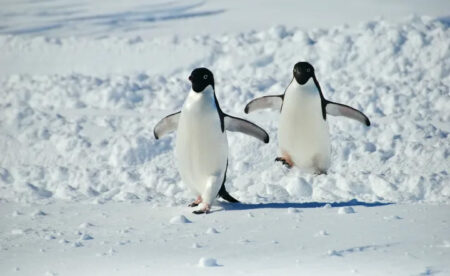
[218,184,239,203]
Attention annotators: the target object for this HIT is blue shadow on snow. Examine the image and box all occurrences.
[220,199,392,211]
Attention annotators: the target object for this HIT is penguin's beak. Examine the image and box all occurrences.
[188,75,192,82]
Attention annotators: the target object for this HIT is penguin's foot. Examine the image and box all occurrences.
[188,196,203,207]
[193,204,210,215]
[314,169,328,175]
[275,157,293,169]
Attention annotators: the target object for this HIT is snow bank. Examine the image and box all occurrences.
[0,16,449,205]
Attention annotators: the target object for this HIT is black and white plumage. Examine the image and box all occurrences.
[244,62,370,173]
[154,68,269,214]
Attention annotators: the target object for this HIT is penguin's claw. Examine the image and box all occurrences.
[188,196,203,207]
[275,157,293,169]
[193,209,210,215]
[193,204,211,214]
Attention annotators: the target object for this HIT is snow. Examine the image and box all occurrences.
[338,206,356,214]
[206,227,219,234]
[0,203,449,275]
[1,0,450,275]
[169,215,191,224]
[1,15,448,205]
[198,257,219,267]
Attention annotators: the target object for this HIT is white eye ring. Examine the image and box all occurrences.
[203,75,208,80]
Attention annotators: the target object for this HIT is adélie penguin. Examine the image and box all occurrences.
[244,61,370,174]
[154,68,269,214]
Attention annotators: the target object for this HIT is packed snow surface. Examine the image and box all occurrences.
[1,16,449,206]
[0,203,448,275]
[2,0,450,39]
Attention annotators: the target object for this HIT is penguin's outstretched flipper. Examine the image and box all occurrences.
[325,102,371,126]
[224,115,270,143]
[154,111,181,139]
[244,95,284,114]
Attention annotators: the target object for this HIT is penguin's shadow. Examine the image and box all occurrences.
[218,199,392,211]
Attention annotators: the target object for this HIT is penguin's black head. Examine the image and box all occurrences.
[189,67,214,93]
[293,62,315,85]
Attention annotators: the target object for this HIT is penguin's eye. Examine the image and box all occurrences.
[307,68,311,72]
[203,75,208,80]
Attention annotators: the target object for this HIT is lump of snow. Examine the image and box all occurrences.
[383,215,402,220]
[198,257,219,267]
[31,210,47,217]
[287,207,301,214]
[315,230,329,237]
[79,233,94,240]
[327,250,342,257]
[239,239,251,244]
[11,228,31,235]
[59,239,69,244]
[44,235,56,240]
[79,222,94,229]
[206,227,219,234]
[338,207,355,214]
[323,204,332,209]
[192,243,202,248]
[71,241,83,247]
[170,215,191,224]
[12,210,22,217]
[286,178,312,197]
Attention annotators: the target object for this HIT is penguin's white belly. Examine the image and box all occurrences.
[278,81,330,171]
[175,91,228,194]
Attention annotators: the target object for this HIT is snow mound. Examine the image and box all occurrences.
[338,207,356,214]
[0,16,449,205]
[169,215,191,224]
[198,257,219,267]
[206,227,219,234]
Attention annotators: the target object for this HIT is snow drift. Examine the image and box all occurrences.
[0,16,449,205]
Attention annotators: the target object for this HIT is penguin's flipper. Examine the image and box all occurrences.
[153,111,181,139]
[244,95,283,113]
[325,102,371,126]
[224,115,269,143]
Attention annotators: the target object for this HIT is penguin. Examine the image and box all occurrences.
[154,68,269,214]
[244,62,370,174]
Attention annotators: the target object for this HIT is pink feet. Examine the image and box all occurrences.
[275,151,294,168]
[193,204,210,215]
[188,196,202,207]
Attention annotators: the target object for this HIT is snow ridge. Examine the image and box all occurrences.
[0,16,449,205]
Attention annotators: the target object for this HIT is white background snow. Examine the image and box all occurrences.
[0,0,449,275]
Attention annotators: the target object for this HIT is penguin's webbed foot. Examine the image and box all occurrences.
[193,209,210,214]
[188,196,202,207]
[275,157,293,169]
[193,204,210,215]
